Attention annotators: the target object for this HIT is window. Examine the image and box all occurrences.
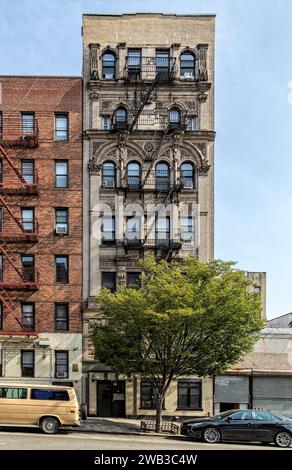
[155,162,170,191]
[21,208,34,233]
[127,272,141,287]
[102,162,115,188]
[254,286,261,294]
[102,116,111,130]
[114,107,128,131]
[55,303,69,331]
[253,411,277,422]
[0,302,2,330]
[21,113,35,134]
[21,160,34,184]
[31,388,69,401]
[156,50,170,76]
[21,303,35,331]
[55,351,69,379]
[0,387,27,399]
[101,272,116,293]
[55,256,69,284]
[186,117,196,131]
[127,162,141,188]
[55,114,68,141]
[55,161,68,188]
[55,208,68,235]
[101,216,115,243]
[102,52,116,79]
[228,411,253,421]
[21,255,34,282]
[178,380,202,410]
[156,217,170,243]
[180,217,194,242]
[21,350,34,377]
[180,52,195,79]
[127,49,141,80]
[125,216,141,242]
[181,162,195,189]
[140,381,165,409]
[168,107,181,127]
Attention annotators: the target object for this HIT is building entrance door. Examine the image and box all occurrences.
[96,381,125,417]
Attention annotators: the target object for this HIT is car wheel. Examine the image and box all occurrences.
[274,431,291,448]
[40,417,60,434]
[202,427,221,444]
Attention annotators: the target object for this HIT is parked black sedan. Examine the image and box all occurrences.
[181,409,292,447]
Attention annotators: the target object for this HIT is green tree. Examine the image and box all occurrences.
[93,256,264,432]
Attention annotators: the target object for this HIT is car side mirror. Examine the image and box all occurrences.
[226,416,232,422]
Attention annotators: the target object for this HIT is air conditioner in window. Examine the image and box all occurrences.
[183,180,194,189]
[104,74,114,79]
[56,371,68,379]
[56,226,67,235]
[104,180,115,188]
[182,72,194,79]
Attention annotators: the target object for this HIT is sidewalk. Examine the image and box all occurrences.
[69,417,180,437]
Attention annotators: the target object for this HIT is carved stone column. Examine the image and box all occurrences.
[197,44,208,82]
[89,43,100,80]
[117,42,127,80]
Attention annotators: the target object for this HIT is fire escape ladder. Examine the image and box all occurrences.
[0,195,24,232]
[129,75,159,133]
[0,244,23,279]
[0,288,17,319]
[141,125,170,188]
[0,143,27,184]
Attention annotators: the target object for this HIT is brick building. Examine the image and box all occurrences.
[0,76,83,389]
[82,13,215,418]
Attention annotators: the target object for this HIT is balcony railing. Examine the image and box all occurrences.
[0,170,39,195]
[0,218,39,243]
[0,118,38,147]
[0,269,39,290]
[124,57,176,82]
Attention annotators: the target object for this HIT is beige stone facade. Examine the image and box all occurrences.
[82,13,215,418]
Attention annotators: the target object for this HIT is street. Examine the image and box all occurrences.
[0,429,288,450]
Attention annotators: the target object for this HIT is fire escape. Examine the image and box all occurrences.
[0,117,39,335]
[113,55,184,261]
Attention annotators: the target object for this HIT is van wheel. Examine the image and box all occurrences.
[80,404,87,421]
[40,417,60,434]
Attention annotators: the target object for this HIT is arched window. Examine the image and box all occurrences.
[127,162,141,189]
[168,107,181,127]
[156,162,170,191]
[180,52,195,79]
[114,107,128,131]
[102,161,116,188]
[102,52,116,79]
[181,162,195,189]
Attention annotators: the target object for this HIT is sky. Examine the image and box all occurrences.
[1,0,292,319]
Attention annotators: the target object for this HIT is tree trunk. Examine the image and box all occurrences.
[155,397,164,433]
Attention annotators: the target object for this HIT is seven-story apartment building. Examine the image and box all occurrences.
[82,13,216,417]
[0,76,83,390]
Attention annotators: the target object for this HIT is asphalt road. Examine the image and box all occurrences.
[0,429,289,450]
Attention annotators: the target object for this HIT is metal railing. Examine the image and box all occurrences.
[124,57,177,82]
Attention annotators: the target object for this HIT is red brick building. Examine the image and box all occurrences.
[0,76,82,388]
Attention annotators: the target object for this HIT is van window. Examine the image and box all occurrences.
[0,387,27,399]
[30,388,70,401]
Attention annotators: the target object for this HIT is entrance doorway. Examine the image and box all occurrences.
[96,381,125,417]
[220,403,240,412]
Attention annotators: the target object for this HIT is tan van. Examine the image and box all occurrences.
[0,383,80,434]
